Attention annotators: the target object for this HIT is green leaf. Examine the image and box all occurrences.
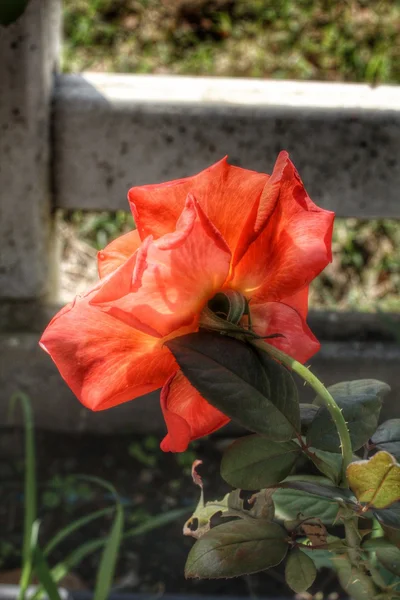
[93,506,123,600]
[274,488,339,524]
[347,451,400,509]
[374,502,400,530]
[277,479,356,504]
[167,331,300,441]
[361,537,397,551]
[272,476,350,524]
[185,519,288,578]
[374,503,400,548]
[307,379,389,453]
[9,392,37,600]
[307,447,343,484]
[82,478,124,600]
[0,0,30,26]
[44,507,115,556]
[372,419,400,460]
[32,508,190,600]
[123,507,190,538]
[184,495,230,539]
[300,547,334,570]
[285,549,316,593]
[32,545,62,600]
[299,404,319,432]
[377,545,400,577]
[382,525,400,549]
[333,555,377,600]
[375,565,400,591]
[228,489,275,521]
[221,436,301,489]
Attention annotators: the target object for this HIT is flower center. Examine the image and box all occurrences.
[207,290,247,325]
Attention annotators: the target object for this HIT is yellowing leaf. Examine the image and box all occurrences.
[184,460,230,539]
[347,451,400,509]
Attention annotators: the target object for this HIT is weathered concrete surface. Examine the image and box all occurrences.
[54,73,400,217]
[1,330,399,434]
[1,301,398,341]
[0,0,61,300]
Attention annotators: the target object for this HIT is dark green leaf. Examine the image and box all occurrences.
[0,0,30,26]
[307,447,342,484]
[307,379,390,453]
[276,480,356,504]
[273,487,339,524]
[285,549,316,593]
[185,519,288,578]
[372,419,400,460]
[221,436,300,489]
[167,331,300,441]
[382,525,400,549]
[374,502,400,529]
[272,476,354,524]
[376,545,400,577]
[299,404,319,433]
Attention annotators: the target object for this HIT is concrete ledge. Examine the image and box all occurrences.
[1,330,399,434]
[1,301,399,341]
[54,73,400,217]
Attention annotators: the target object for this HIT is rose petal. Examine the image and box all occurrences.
[160,370,230,452]
[232,155,334,302]
[280,286,310,320]
[251,301,320,364]
[98,229,141,278]
[39,291,176,411]
[91,194,232,338]
[128,157,268,254]
[232,151,288,269]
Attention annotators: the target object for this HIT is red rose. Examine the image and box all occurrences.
[40,151,334,451]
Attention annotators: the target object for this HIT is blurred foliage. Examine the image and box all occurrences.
[310,218,400,311]
[63,0,400,83]
[66,210,134,250]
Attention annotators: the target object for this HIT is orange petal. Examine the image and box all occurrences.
[98,229,141,278]
[128,157,268,254]
[91,194,232,338]
[232,154,334,303]
[280,286,310,320]
[160,370,230,452]
[251,301,320,364]
[39,291,176,411]
[232,151,288,269]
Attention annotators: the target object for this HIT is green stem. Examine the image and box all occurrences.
[343,514,381,597]
[252,339,353,484]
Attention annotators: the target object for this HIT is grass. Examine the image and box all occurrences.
[60,0,400,312]
[2,394,190,595]
[63,0,400,84]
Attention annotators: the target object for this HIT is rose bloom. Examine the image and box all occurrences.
[40,151,334,452]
